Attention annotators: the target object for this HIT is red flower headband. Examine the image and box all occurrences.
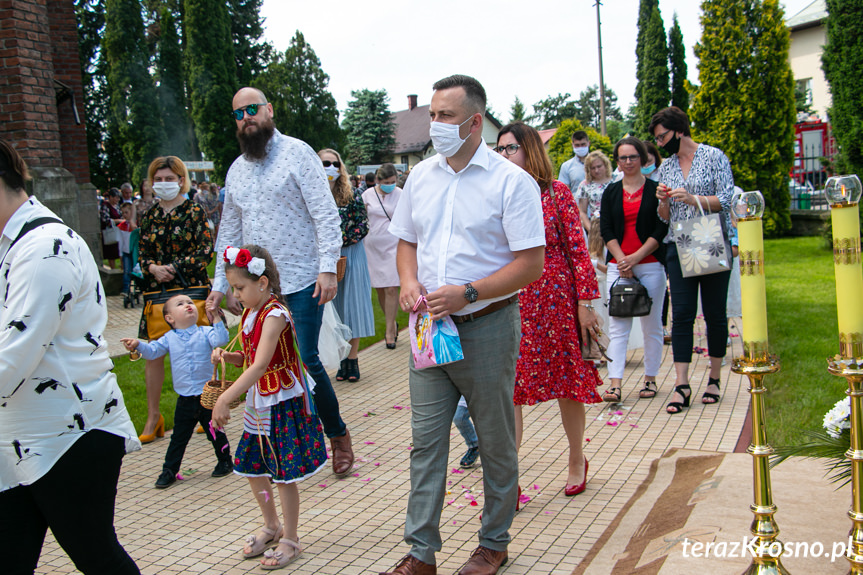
[223,246,266,276]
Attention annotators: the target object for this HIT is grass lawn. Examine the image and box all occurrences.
[763,235,848,447]
[115,289,409,434]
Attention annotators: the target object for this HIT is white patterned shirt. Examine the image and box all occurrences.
[656,143,735,243]
[214,129,342,295]
[0,197,140,491]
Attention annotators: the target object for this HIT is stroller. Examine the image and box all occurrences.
[123,228,144,309]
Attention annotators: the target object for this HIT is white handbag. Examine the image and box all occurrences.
[671,197,731,277]
[102,220,120,245]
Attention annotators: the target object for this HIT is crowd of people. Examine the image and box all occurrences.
[1,73,742,575]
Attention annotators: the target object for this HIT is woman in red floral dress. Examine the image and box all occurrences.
[496,123,604,497]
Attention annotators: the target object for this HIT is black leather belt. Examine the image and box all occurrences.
[451,294,519,324]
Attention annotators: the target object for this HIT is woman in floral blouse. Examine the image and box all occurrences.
[575,150,613,232]
[136,156,213,443]
[650,106,734,414]
[318,149,374,382]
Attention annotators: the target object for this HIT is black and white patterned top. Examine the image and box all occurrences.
[213,129,342,295]
[0,197,140,491]
[656,143,735,244]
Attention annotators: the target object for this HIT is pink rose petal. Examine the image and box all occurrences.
[364,441,375,445]
[607,421,619,426]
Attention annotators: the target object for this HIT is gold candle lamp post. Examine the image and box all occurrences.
[730,189,791,574]
[825,174,863,574]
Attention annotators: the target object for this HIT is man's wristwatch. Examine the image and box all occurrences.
[464,283,478,304]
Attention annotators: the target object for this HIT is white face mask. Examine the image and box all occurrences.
[573,146,589,158]
[430,114,475,158]
[152,181,180,201]
[324,165,340,181]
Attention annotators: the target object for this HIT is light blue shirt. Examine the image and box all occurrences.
[559,156,586,192]
[137,322,229,397]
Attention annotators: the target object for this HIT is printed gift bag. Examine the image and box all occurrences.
[409,295,464,369]
[671,197,731,278]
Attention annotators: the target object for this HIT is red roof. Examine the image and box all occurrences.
[538,128,557,145]
[392,104,432,154]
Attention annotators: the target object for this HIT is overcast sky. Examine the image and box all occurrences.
[260,0,814,123]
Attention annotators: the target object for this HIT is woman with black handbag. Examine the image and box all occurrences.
[318,149,375,382]
[600,138,668,404]
[137,156,214,443]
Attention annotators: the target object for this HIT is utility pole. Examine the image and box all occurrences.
[595,0,607,136]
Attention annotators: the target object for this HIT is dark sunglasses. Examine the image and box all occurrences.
[231,103,266,121]
[322,160,341,168]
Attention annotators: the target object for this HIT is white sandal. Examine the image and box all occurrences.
[261,538,302,570]
[242,524,282,559]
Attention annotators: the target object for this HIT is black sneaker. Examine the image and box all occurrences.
[212,459,233,478]
[155,469,176,489]
[460,446,480,468]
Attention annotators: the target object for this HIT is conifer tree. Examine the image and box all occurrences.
[510,97,527,123]
[255,31,342,152]
[342,89,396,166]
[156,7,194,159]
[668,14,689,113]
[227,0,272,87]
[822,0,863,177]
[691,0,795,235]
[184,0,239,179]
[103,0,165,182]
[635,6,670,136]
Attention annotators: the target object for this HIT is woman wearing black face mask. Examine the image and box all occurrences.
[648,106,735,415]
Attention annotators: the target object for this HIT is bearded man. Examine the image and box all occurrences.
[206,87,355,478]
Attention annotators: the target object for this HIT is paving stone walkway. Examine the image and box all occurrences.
[36,294,751,574]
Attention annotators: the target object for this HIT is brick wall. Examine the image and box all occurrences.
[0,0,62,169]
[49,0,91,184]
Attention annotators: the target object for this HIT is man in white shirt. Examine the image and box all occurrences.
[558,130,590,192]
[383,75,545,575]
[207,87,355,477]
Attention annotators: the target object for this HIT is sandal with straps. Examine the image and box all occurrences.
[702,378,721,404]
[243,524,283,558]
[666,384,691,414]
[639,381,658,399]
[602,387,622,403]
[261,537,302,570]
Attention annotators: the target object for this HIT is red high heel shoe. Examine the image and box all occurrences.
[564,457,588,497]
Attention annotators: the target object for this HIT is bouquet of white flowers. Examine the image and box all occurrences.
[772,396,852,487]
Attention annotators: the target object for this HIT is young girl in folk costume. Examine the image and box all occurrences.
[210,245,327,570]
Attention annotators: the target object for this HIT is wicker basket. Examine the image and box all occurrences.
[336,255,347,282]
[200,357,244,410]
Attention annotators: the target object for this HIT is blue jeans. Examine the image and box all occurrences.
[121,252,133,293]
[453,401,478,449]
[284,283,346,438]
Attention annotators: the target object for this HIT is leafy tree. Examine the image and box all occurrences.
[184,0,239,179]
[606,119,634,145]
[255,31,343,152]
[691,0,795,236]
[510,96,527,123]
[635,5,670,136]
[342,89,396,166]
[156,7,194,159]
[822,0,863,178]
[529,93,578,129]
[547,118,614,179]
[668,14,689,113]
[104,0,165,182]
[227,0,272,87]
[574,85,622,129]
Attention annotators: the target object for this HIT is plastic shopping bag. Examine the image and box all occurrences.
[409,295,464,369]
[318,302,352,372]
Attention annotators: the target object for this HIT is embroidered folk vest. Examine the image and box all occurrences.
[241,297,303,397]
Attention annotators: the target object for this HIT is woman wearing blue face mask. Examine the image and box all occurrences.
[642,140,663,181]
[361,163,402,349]
[318,149,375,382]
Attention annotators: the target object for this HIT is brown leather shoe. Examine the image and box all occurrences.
[457,546,508,575]
[379,553,436,574]
[330,429,354,477]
